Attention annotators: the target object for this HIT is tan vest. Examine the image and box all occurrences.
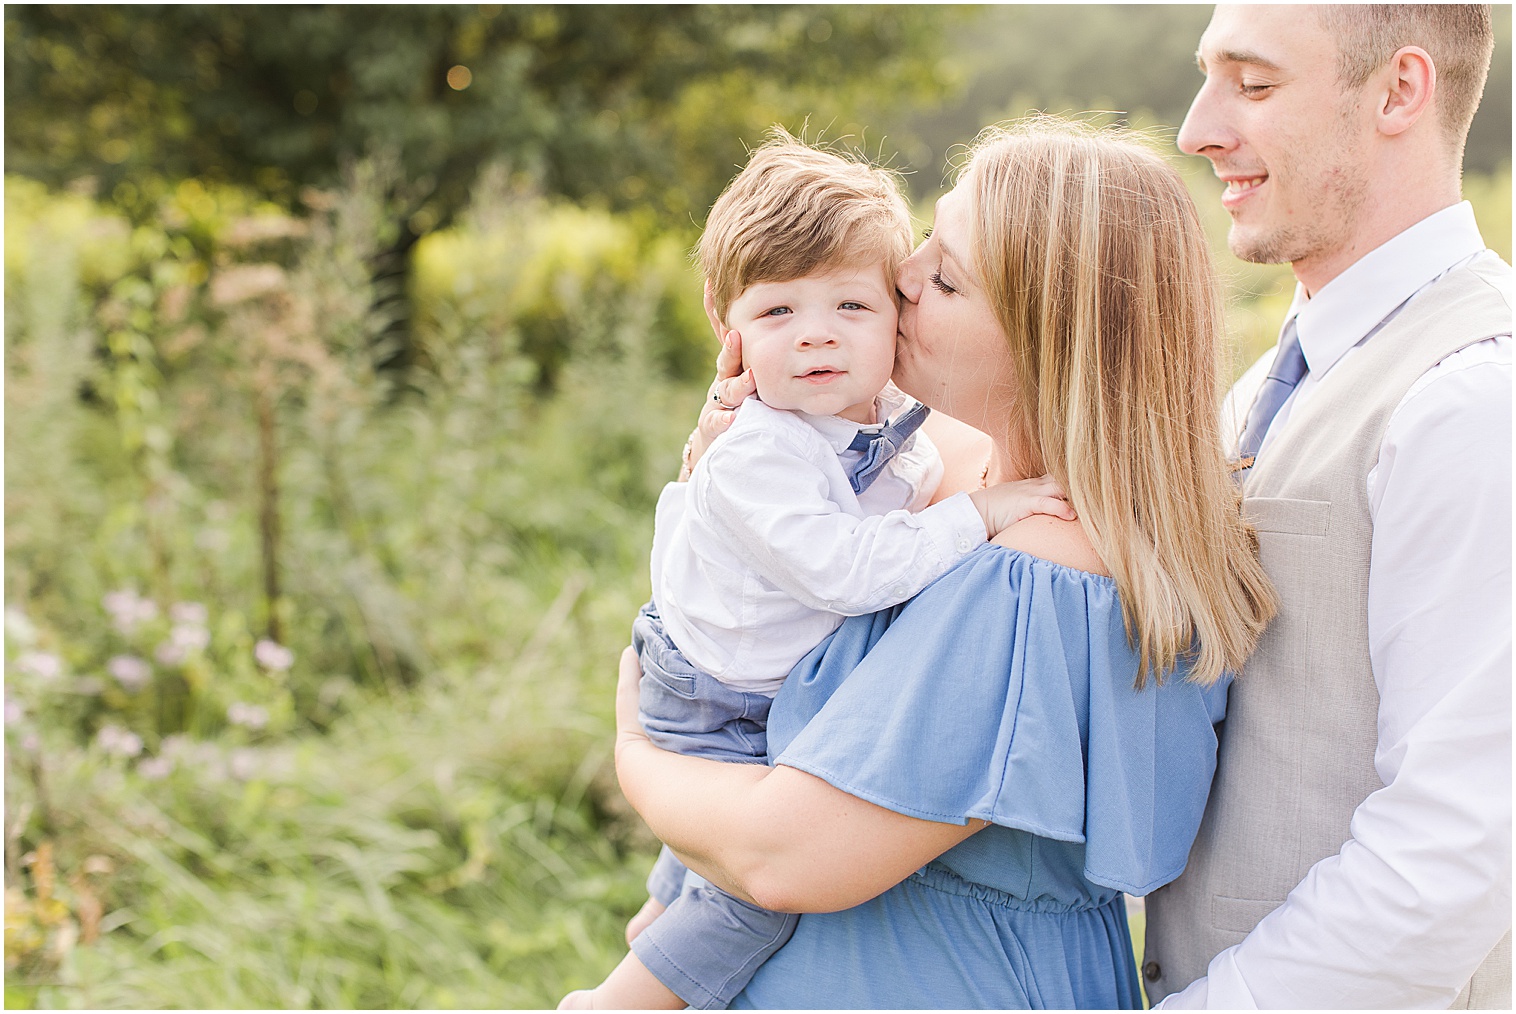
[1144,257,1513,1008]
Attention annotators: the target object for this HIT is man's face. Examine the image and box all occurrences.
[1178,5,1375,283]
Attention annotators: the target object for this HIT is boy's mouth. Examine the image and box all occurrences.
[799,367,843,383]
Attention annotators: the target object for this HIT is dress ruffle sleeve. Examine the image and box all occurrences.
[767,544,1230,896]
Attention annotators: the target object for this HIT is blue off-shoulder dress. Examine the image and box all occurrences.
[728,543,1230,1010]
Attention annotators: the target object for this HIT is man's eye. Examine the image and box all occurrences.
[1240,83,1274,97]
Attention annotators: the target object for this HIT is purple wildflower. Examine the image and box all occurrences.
[254,639,294,672]
[108,655,152,691]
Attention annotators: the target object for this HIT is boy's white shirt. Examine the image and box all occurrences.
[651,385,986,695]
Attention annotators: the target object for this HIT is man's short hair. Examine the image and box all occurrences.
[1317,4,1494,152]
[697,131,912,324]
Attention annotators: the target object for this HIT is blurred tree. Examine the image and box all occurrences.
[898,4,1510,195]
[6,4,961,364]
[5,4,957,221]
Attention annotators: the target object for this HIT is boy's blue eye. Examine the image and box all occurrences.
[839,301,866,311]
[762,306,792,317]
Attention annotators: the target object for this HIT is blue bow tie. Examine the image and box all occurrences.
[844,400,930,494]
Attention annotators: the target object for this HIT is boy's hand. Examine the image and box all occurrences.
[679,284,756,480]
[968,474,1076,537]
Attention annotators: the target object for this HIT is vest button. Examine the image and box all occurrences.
[1142,961,1161,981]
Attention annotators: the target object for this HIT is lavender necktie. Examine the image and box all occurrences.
[845,401,929,494]
[1236,319,1308,472]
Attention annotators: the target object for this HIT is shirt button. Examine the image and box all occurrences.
[1142,961,1161,982]
[955,537,972,553]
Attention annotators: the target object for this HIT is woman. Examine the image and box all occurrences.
[614,117,1277,1008]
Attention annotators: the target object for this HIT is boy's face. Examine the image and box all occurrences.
[726,261,898,424]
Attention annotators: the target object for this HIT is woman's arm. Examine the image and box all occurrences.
[614,647,984,914]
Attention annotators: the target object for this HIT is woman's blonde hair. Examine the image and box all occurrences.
[697,129,913,324]
[961,116,1276,687]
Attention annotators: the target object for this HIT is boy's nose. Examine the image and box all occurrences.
[796,325,838,348]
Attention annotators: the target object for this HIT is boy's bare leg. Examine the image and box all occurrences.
[625,896,667,944]
[556,952,684,1010]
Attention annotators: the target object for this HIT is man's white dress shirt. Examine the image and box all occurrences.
[1161,201,1512,1007]
[652,387,986,694]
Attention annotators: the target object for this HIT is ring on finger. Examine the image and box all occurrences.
[710,389,734,410]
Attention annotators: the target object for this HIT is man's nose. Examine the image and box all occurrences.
[1176,79,1232,159]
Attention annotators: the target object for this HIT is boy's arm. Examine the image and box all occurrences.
[697,412,1071,615]
[698,424,985,615]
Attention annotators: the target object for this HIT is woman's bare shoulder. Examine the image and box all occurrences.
[991,514,1111,578]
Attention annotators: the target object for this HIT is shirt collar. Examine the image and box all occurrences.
[799,383,918,453]
[1286,202,1487,378]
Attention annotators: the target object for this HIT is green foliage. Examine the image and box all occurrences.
[5,5,960,227]
[4,164,697,1003]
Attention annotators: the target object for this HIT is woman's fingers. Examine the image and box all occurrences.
[714,328,744,384]
[713,365,755,409]
[615,645,647,745]
[703,281,722,342]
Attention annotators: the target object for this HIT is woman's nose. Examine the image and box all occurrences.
[896,248,925,304]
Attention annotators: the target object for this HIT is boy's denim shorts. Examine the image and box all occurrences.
[629,601,798,1009]
[633,602,773,763]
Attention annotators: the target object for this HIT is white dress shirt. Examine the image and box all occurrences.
[1162,201,1513,1007]
[652,387,986,695]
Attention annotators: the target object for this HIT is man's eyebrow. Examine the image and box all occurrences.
[1199,47,1284,72]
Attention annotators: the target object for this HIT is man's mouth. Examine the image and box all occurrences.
[1220,173,1268,210]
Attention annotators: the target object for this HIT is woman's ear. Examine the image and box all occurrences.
[1376,45,1436,138]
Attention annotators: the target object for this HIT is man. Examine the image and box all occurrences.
[1144,5,1511,1008]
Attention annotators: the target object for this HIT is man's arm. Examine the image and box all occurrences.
[1160,343,1512,1008]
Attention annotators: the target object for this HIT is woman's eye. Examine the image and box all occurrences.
[929,270,957,295]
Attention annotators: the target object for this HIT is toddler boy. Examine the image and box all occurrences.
[561,134,1070,1010]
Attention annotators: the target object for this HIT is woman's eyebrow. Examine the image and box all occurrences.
[937,237,966,273]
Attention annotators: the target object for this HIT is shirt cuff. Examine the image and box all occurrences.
[916,491,987,565]
[1153,947,1257,1010]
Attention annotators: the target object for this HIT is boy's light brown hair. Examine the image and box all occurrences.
[698,129,913,325]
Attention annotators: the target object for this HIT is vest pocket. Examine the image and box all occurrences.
[1211,894,1279,934]
[1243,496,1330,537]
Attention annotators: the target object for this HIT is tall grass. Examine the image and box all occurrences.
[5,165,699,1007]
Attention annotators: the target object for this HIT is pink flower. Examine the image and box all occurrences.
[170,624,210,652]
[104,589,158,634]
[154,642,187,666]
[5,698,24,726]
[15,651,62,682]
[108,655,152,691]
[227,702,269,730]
[170,602,208,626]
[254,639,294,672]
[97,724,144,758]
[137,756,174,780]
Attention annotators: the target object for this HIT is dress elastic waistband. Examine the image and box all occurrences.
[909,862,1122,915]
